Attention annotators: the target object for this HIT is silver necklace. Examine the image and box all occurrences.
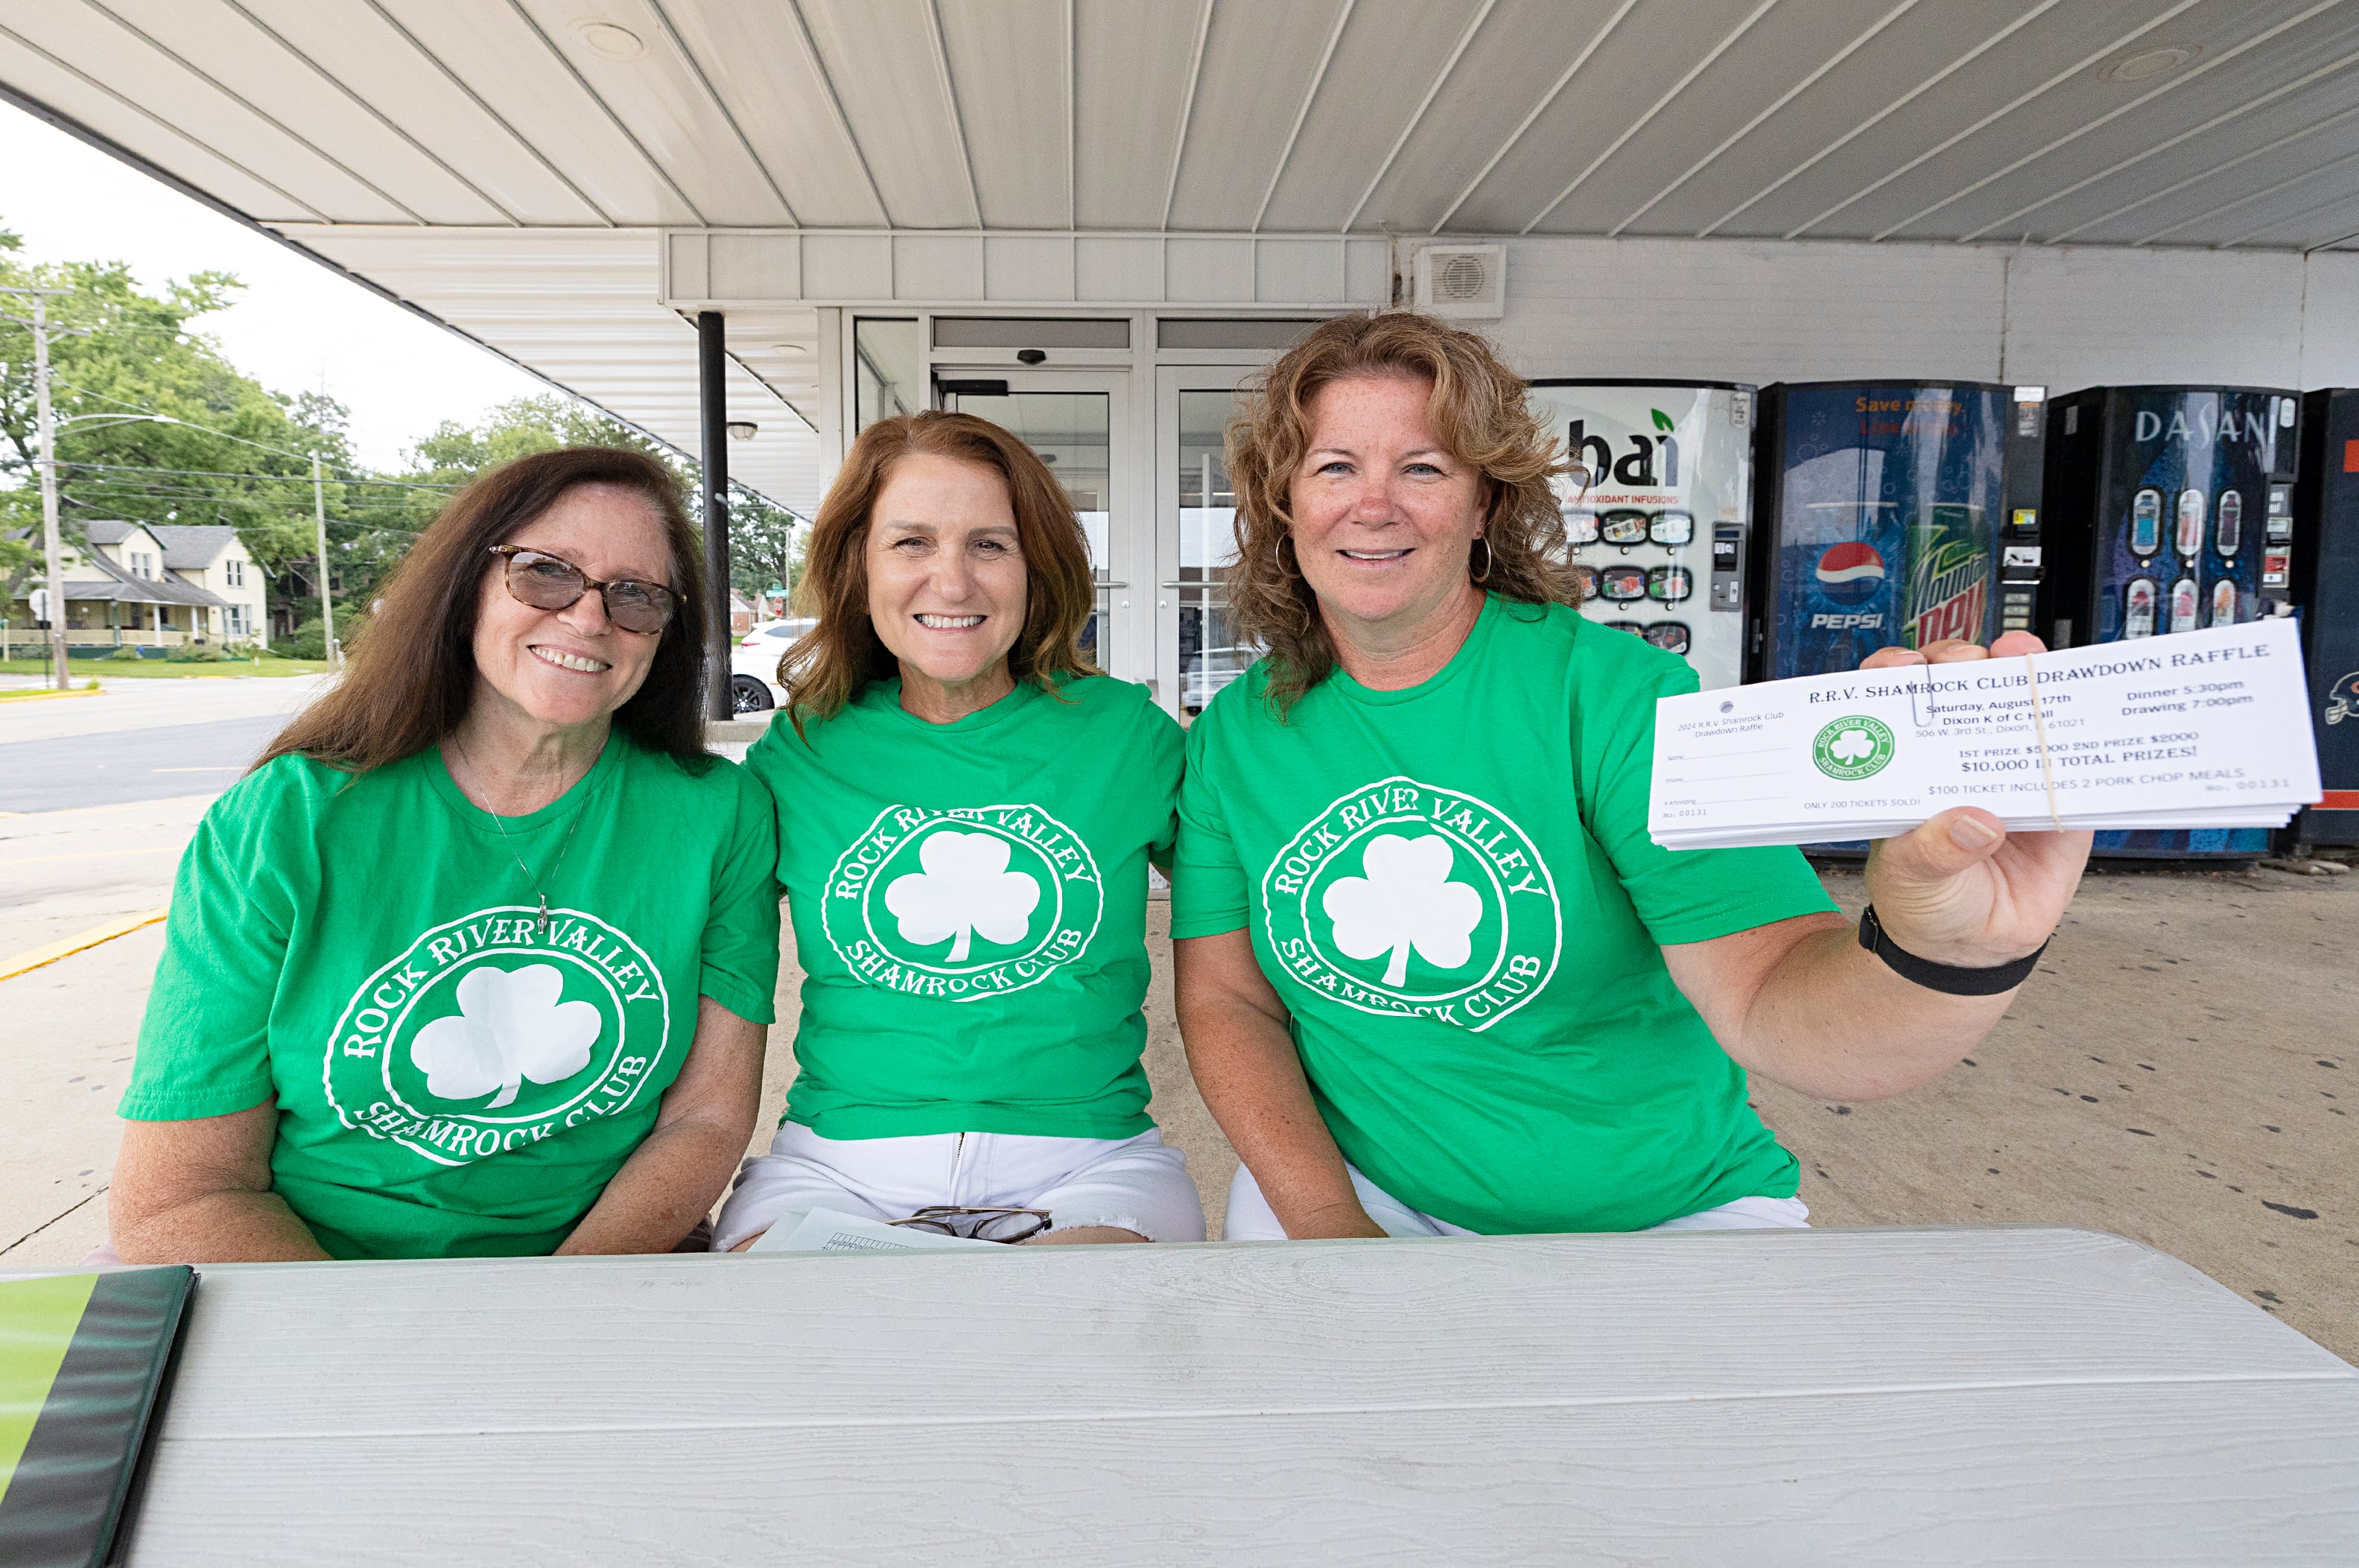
[451,735,594,933]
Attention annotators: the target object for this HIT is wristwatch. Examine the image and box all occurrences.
[1856,904,2049,997]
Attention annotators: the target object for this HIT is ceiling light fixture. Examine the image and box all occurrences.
[726,421,758,442]
[766,343,809,356]
[574,20,646,61]
[2099,44,2197,83]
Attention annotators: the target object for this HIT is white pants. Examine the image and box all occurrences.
[1222,1161,1809,1241]
[713,1123,1206,1251]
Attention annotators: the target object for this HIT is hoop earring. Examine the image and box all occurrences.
[1470,536,1493,585]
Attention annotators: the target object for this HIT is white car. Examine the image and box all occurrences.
[1182,645,1257,713]
[729,618,813,713]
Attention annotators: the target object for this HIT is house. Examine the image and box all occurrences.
[4,521,232,653]
[148,524,267,646]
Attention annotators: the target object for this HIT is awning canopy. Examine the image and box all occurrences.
[6,1,2357,513]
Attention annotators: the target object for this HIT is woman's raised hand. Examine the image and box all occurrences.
[1855,633,2093,969]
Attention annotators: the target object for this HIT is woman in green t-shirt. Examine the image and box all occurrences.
[712,412,1202,1250]
[1172,311,2093,1240]
[111,447,782,1261]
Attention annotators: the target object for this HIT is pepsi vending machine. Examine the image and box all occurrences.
[2290,388,2359,849]
[2040,384,2301,859]
[1527,379,1755,688]
[1755,381,2046,680]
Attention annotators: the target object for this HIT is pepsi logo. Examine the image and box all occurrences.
[1815,542,1886,605]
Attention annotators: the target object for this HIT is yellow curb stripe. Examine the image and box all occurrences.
[0,686,102,704]
[0,908,169,983]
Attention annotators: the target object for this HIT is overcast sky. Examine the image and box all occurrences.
[0,101,547,471]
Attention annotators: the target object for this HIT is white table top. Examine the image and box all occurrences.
[49,1225,2359,1565]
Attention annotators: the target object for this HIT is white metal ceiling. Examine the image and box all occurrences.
[10,0,2358,246]
[9,0,2359,510]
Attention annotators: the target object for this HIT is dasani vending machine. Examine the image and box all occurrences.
[2039,384,2300,860]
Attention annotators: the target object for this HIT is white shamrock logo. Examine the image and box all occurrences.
[411,964,600,1108]
[1321,834,1483,987]
[885,830,1041,962]
[1829,727,1876,765]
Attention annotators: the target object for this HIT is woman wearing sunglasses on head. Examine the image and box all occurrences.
[110,448,781,1262]
[711,412,1203,1251]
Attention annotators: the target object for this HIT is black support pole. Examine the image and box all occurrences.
[697,309,731,722]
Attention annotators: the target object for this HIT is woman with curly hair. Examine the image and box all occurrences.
[711,411,1204,1251]
[1172,311,2089,1241]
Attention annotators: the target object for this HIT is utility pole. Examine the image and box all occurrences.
[2,286,74,690]
[311,451,337,666]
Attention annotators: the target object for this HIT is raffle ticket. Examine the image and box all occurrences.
[1649,619,2321,850]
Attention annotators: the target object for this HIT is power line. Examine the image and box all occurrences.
[51,460,460,492]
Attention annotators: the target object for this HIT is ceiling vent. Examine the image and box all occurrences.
[1414,245,1505,320]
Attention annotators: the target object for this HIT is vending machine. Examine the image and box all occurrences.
[2290,387,2359,850]
[1753,381,2045,857]
[1526,379,1755,690]
[1754,381,2046,681]
[2040,384,2301,859]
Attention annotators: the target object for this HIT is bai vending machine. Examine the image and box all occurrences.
[2040,384,2301,859]
[1526,379,1755,689]
[1755,381,2047,681]
[2290,387,2359,850]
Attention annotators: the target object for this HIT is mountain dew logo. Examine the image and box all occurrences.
[1903,532,1990,647]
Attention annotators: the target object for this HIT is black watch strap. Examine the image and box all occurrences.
[1857,904,2048,997]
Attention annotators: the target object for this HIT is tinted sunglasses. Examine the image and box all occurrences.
[488,545,679,635]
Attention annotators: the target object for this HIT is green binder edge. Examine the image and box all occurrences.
[0,1268,197,1568]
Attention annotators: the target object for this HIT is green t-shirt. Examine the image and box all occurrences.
[1171,596,1837,1234]
[747,674,1181,1140]
[121,736,781,1260]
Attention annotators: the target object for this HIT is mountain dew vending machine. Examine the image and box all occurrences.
[2040,384,2301,860]
[1525,379,1756,689]
[1755,381,2046,856]
[1756,381,2045,679]
[2287,387,2359,850]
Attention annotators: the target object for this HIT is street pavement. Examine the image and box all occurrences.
[0,676,320,813]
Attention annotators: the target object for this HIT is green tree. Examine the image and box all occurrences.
[387,394,804,609]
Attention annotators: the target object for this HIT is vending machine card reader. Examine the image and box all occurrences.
[1525,380,1754,690]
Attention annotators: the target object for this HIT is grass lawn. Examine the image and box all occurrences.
[0,656,332,679]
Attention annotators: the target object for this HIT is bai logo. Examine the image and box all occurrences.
[323,907,671,1167]
[824,803,1102,1001]
[1262,777,1560,1032]
[1567,410,1680,489]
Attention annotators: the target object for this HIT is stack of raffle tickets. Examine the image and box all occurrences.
[1648,619,2320,850]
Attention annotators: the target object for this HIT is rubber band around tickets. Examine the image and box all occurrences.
[2022,650,2066,834]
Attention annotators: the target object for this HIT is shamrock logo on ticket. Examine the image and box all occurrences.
[1812,715,1896,781]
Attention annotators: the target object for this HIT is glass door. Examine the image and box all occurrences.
[937,370,1141,685]
[1156,366,1257,720]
